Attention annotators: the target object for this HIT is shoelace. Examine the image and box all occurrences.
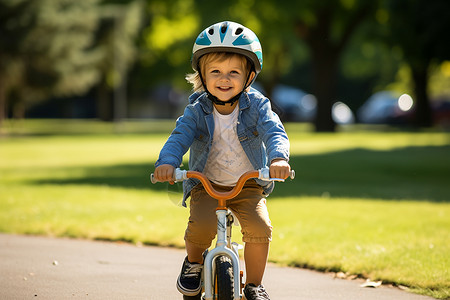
[183,263,203,278]
[246,285,270,300]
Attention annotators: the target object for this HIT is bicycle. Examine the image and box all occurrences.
[151,167,294,300]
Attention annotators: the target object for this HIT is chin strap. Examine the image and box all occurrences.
[207,92,241,106]
[198,64,252,106]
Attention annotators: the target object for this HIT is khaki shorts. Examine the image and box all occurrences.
[184,180,272,248]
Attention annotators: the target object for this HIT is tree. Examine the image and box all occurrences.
[196,0,378,132]
[93,0,144,121]
[137,0,378,132]
[0,0,143,125]
[0,0,102,125]
[292,0,377,131]
[384,0,450,127]
[137,0,200,88]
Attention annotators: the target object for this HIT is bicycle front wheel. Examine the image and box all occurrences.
[183,292,202,300]
[213,255,234,300]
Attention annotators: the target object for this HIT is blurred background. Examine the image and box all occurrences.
[1,0,449,132]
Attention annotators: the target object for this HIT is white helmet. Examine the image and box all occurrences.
[191,21,263,76]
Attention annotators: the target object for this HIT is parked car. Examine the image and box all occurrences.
[431,98,450,127]
[357,91,414,124]
[358,91,450,127]
[257,84,354,124]
[271,85,316,122]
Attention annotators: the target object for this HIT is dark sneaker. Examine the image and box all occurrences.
[176,256,203,296]
[244,283,270,300]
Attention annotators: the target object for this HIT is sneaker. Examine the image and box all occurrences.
[244,283,270,300]
[176,256,203,296]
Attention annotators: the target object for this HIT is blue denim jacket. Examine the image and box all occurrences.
[155,88,290,207]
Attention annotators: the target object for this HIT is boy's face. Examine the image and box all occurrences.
[204,55,254,102]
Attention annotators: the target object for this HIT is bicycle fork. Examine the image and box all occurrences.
[203,209,241,300]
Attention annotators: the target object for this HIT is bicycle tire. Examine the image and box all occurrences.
[213,255,234,300]
[183,292,202,300]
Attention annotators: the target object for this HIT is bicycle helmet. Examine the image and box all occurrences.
[191,21,263,105]
[192,21,263,75]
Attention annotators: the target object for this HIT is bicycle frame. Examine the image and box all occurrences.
[203,209,241,300]
[185,170,261,300]
[151,167,294,300]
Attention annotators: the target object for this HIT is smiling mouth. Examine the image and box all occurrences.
[217,87,232,91]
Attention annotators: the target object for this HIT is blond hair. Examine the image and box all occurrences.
[186,52,252,93]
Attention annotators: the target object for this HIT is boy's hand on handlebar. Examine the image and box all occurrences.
[270,159,291,180]
[154,164,175,184]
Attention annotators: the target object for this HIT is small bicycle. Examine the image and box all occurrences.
[151,167,294,300]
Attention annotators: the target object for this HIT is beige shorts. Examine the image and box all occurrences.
[184,180,272,248]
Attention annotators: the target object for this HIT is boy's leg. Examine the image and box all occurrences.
[177,185,217,296]
[244,242,269,285]
[185,241,208,264]
[184,183,220,263]
[228,181,272,285]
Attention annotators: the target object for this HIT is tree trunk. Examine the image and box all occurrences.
[96,83,113,121]
[305,14,339,132]
[295,4,374,132]
[12,100,25,120]
[0,79,6,127]
[411,65,432,127]
[311,46,338,132]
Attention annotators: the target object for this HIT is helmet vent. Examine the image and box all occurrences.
[208,28,214,35]
[220,22,228,34]
[235,28,243,35]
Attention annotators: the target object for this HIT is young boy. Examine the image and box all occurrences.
[153,21,290,300]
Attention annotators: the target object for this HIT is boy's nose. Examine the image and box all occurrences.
[219,74,230,81]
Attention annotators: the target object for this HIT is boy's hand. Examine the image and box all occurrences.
[269,159,291,180]
[154,164,175,184]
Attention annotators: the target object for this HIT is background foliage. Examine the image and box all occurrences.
[0,0,449,131]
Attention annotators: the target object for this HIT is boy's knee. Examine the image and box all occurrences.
[184,219,216,248]
[241,220,273,243]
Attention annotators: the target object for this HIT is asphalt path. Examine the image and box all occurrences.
[0,233,434,300]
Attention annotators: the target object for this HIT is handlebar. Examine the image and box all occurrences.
[151,168,294,208]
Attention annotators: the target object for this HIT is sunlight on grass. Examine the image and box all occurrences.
[0,135,166,168]
[0,184,188,247]
[268,197,449,291]
[287,129,450,155]
[0,120,449,298]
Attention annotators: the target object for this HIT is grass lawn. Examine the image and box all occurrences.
[1,119,449,299]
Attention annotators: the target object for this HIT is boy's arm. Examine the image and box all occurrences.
[257,97,290,163]
[155,105,198,169]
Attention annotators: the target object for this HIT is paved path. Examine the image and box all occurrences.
[0,234,434,299]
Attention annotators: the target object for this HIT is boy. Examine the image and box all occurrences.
[153,21,290,300]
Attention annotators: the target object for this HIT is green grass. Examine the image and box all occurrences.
[1,119,449,299]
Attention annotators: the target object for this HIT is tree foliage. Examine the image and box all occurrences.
[139,0,378,131]
[0,0,101,122]
[1,0,448,130]
[383,0,450,127]
[93,0,144,121]
[290,0,378,131]
[0,0,143,124]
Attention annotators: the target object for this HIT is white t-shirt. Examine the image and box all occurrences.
[203,105,254,186]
